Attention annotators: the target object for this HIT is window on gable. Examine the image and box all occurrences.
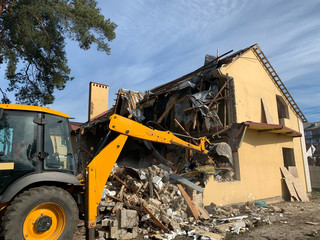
[276,95,289,124]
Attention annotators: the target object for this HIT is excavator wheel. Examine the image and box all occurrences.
[0,186,78,240]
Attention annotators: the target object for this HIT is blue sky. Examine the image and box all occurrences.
[1,0,320,123]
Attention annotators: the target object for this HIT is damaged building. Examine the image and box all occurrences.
[74,44,310,208]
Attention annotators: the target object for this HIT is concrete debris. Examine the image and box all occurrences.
[117,209,139,228]
[152,176,164,191]
[210,142,233,166]
[270,205,283,213]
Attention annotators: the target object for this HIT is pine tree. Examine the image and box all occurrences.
[0,0,116,105]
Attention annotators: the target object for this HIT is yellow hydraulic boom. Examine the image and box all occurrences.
[85,114,211,239]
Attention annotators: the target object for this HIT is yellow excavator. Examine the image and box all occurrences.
[0,104,214,240]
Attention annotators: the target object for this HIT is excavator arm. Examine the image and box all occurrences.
[85,114,211,239]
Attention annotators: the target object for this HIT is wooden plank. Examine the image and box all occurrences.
[117,185,125,200]
[128,90,137,109]
[261,98,274,124]
[284,178,299,201]
[195,203,210,220]
[212,126,231,138]
[142,204,169,232]
[280,167,294,180]
[292,178,309,202]
[174,119,197,145]
[288,166,299,178]
[281,167,300,201]
[193,112,197,130]
[112,174,129,189]
[157,97,185,123]
[177,184,200,220]
[194,230,224,240]
[306,222,319,225]
[211,78,231,102]
[107,195,122,202]
[154,189,161,201]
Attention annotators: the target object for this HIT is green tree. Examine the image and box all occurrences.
[0,0,116,105]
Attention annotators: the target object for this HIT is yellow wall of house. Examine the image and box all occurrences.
[203,49,307,206]
[49,135,68,168]
[203,130,307,206]
[220,49,299,132]
[88,82,109,121]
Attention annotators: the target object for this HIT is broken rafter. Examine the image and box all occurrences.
[128,90,137,109]
[112,174,129,189]
[157,97,186,123]
[113,89,123,114]
[208,77,232,108]
[174,118,198,145]
[184,96,226,112]
[212,126,231,138]
[107,195,122,202]
[81,145,93,157]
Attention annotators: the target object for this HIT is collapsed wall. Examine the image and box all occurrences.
[72,51,254,238]
[75,52,251,182]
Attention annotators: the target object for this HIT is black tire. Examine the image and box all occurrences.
[0,186,78,240]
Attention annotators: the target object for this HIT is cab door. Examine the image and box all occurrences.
[0,110,38,195]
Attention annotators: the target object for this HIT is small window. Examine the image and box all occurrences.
[305,131,312,136]
[282,148,295,167]
[276,95,289,122]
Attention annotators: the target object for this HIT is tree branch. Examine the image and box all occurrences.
[25,62,41,92]
[30,13,50,39]
[8,43,42,72]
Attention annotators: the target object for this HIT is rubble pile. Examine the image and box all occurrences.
[94,164,289,240]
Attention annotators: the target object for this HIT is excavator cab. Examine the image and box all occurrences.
[0,105,79,240]
[0,106,77,195]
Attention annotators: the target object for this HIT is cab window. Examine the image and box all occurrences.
[44,114,76,172]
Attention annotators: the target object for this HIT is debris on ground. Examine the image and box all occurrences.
[89,164,303,240]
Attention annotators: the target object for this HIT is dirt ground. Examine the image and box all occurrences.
[229,191,320,240]
[73,191,320,240]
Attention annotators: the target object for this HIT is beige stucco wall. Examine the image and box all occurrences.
[220,50,299,131]
[204,130,306,206]
[88,82,109,121]
[202,49,307,206]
